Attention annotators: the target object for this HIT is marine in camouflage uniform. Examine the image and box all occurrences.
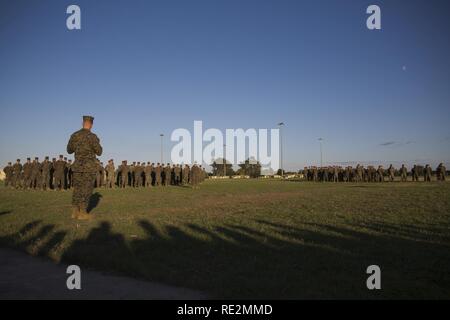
[437,163,446,181]
[67,115,103,220]
[41,157,52,190]
[64,157,69,188]
[130,162,136,187]
[154,163,162,186]
[424,164,432,182]
[50,158,56,189]
[174,164,181,185]
[182,164,190,185]
[53,155,66,190]
[22,158,33,189]
[133,162,142,187]
[190,164,198,187]
[3,162,13,188]
[388,164,395,182]
[105,159,116,188]
[312,167,318,182]
[400,164,408,182]
[356,165,363,183]
[377,166,384,182]
[412,165,419,182]
[192,164,204,187]
[303,167,309,181]
[163,163,172,186]
[31,157,42,189]
[118,161,129,188]
[332,166,339,182]
[67,159,73,189]
[12,159,22,189]
[144,162,153,187]
[322,166,329,182]
[343,166,350,182]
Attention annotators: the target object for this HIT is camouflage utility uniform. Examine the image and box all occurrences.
[67,128,103,212]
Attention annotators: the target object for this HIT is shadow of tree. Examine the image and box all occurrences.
[1,217,449,299]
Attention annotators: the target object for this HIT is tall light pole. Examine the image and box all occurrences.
[318,138,323,167]
[278,122,285,176]
[223,144,226,177]
[160,134,164,163]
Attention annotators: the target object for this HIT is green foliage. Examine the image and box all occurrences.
[210,158,234,176]
[237,158,261,178]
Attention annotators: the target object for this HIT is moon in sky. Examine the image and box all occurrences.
[402,66,407,71]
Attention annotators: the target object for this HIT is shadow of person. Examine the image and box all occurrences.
[61,221,133,273]
[0,211,12,216]
[87,192,103,213]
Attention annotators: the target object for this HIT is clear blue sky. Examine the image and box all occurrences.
[1,0,449,170]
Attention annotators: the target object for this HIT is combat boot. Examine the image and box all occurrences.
[77,207,93,221]
[71,206,80,219]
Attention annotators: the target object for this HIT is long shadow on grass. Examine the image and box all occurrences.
[2,216,449,298]
[87,192,102,213]
[0,220,67,258]
[56,218,450,299]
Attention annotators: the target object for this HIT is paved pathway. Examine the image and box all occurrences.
[0,248,207,299]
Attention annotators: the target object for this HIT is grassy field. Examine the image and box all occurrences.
[1,179,449,299]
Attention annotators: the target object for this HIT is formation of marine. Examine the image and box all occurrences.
[2,158,208,190]
[302,164,447,182]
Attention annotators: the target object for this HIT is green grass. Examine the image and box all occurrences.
[1,180,450,299]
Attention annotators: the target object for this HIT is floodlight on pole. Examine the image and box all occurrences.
[160,134,164,163]
[277,122,285,176]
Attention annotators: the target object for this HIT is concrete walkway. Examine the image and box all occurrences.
[0,248,208,299]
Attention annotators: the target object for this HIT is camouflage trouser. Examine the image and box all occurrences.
[31,174,41,189]
[107,174,115,188]
[72,172,96,210]
[12,175,21,188]
[54,174,65,189]
[164,173,170,186]
[41,173,51,189]
[120,174,128,188]
[24,176,33,189]
[145,174,152,187]
[135,175,142,187]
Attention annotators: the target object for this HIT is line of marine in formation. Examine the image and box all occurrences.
[302,163,447,182]
[2,157,208,190]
